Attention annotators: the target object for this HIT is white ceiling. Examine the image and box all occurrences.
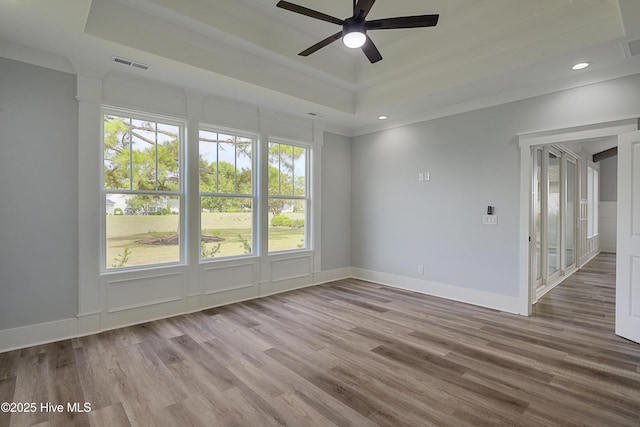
[569,136,619,156]
[1,0,640,135]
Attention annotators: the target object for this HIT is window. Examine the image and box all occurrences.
[268,141,309,252]
[587,165,599,238]
[199,128,255,259]
[102,110,314,270]
[103,112,184,269]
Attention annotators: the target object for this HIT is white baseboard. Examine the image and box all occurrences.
[259,275,314,298]
[0,317,78,353]
[579,250,601,268]
[77,311,101,337]
[351,268,524,315]
[314,267,352,285]
[0,267,354,353]
[0,266,529,353]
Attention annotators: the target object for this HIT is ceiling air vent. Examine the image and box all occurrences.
[623,38,640,58]
[112,56,150,71]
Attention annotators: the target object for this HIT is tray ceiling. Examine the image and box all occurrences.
[1,0,639,134]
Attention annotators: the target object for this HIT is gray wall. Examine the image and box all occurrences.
[321,131,351,270]
[1,51,639,329]
[0,57,78,329]
[352,73,640,298]
[599,155,617,201]
[0,57,354,331]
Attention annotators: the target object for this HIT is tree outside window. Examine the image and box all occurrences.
[199,129,255,259]
[103,112,312,269]
[103,113,183,269]
[268,141,308,252]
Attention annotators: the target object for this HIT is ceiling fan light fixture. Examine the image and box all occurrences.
[343,30,366,48]
[343,20,366,49]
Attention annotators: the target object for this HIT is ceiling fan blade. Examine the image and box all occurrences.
[299,31,343,56]
[361,36,382,63]
[367,14,439,30]
[353,0,376,21]
[277,1,344,26]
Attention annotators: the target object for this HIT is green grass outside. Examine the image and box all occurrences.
[106,212,305,268]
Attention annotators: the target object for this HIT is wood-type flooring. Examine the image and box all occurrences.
[1,253,638,426]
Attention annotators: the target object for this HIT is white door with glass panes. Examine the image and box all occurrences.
[531,146,578,302]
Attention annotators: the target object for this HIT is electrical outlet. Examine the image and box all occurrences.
[418,265,424,275]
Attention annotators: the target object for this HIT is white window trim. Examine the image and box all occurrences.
[100,107,187,273]
[198,124,259,263]
[267,137,312,254]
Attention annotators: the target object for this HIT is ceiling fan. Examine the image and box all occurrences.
[276,0,439,63]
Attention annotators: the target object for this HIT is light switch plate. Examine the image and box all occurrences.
[483,215,498,225]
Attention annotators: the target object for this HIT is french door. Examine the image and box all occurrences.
[532,146,578,301]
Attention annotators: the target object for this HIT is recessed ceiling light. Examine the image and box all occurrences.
[572,62,591,71]
[378,115,389,120]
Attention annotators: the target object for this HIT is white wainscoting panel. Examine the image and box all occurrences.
[199,261,259,308]
[599,201,617,253]
[106,271,185,313]
[579,199,600,266]
[101,299,186,332]
[202,262,255,294]
[271,255,312,282]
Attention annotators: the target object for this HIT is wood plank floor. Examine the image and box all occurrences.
[1,253,639,426]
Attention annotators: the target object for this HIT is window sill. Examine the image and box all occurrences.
[101,262,186,276]
[268,249,313,259]
[199,254,259,265]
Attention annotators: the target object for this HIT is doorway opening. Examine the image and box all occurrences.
[517,118,638,315]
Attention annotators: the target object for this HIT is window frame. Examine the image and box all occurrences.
[267,138,311,254]
[198,124,258,262]
[100,107,186,272]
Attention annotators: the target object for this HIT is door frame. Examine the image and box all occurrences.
[517,118,639,315]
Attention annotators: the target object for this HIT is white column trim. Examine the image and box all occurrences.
[312,126,323,274]
[76,73,105,335]
[185,91,205,312]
